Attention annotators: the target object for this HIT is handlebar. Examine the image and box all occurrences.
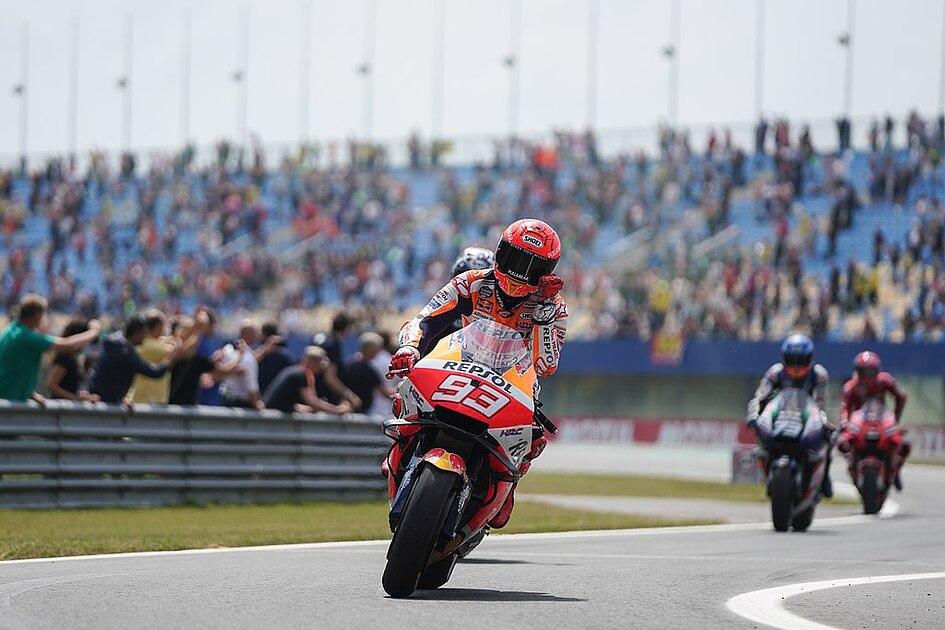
[535,407,558,434]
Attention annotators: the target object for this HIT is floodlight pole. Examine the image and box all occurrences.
[235,6,250,148]
[361,0,377,140]
[68,17,79,157]
[181,10,192,144]
[668,0,680,126]
[939,0,945,114]
[432,0,446,139]
[842,0,856,117]
[507,0,521,137]
[586,0,599,129]
[299,0,312,143]
[16,22,29,161]
[120,14,133,152]
[754,0,766,121]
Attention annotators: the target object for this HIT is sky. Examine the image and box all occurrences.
[0,0,943,159]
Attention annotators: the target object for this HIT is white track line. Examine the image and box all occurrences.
[0,486,899,566]
[0,502,892,567]
[726,572,945,630]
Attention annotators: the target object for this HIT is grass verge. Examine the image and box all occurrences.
[520,471,856,505]
[913,457,945,467]
[0,501,714,561]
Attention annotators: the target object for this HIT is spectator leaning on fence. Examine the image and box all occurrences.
[0,294,101,403]
[263,346,352,415]
[129,309,175,404]
[217,320,263,410]
[342,332,395,415]
[370,331,395,414]
[255,322,294,395]
[312,312,362,409]
[45,319,99,402]
[168,308,241,405]
[88,314,181,404]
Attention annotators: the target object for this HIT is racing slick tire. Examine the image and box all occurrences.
[382,465,457,598]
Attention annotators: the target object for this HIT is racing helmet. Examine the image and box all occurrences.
[781,334,814,380]
[854,351,881,383]
[494,219,561,298]
[451,247,495,278]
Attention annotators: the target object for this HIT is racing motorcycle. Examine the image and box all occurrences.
[381,320,554,598]
[754,389,830,532]
[838,399,904,515]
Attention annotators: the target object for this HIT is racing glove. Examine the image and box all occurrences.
[745,414,758,429]
[537,274,565,300]
[387,346,420,378]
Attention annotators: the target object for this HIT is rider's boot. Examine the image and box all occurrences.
[488,431,548,529]
[894,441,911,491]
[820,451,834,498]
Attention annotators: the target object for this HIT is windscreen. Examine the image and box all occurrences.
[452,320,531,374]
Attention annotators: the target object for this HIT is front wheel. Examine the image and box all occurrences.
[382,465,458,598]
[770,465,793,533]
[861,465,881,515]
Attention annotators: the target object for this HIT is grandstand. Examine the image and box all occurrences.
[2,114,942,342]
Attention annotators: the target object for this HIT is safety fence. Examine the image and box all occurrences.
[0,401,388,509]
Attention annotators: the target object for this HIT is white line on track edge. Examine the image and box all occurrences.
[726,572,945,630]
[0,499,892,567]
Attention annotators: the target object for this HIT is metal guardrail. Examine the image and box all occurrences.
[0,401,389,509]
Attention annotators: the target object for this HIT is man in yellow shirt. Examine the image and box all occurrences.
[130,310,174,404]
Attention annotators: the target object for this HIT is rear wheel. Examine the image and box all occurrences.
[861,465,880,515]
[791,506,815,532]
[770,466,793,532]
[382,466,457,598]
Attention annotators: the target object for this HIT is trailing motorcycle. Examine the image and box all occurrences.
[838,398,905,515]
[380,320,553,598]
[753,389,830,532]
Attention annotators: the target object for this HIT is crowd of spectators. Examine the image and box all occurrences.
[3,111,945,349]
[0,293,396,416]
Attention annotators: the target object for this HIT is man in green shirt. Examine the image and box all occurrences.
[0,294,101,403]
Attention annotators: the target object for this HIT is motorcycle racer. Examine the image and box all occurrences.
[387,218,568,528]
[746,334,836,497]
[839,351,910,490]
[839,352,907,424]
[451,246,495,279]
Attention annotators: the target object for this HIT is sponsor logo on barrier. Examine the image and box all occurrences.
[657,419,742,447]
[556,417,636,443]
[554,416,945,455]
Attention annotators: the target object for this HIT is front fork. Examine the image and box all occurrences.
[388,447,470,539]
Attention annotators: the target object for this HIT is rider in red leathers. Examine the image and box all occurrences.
[387,219,568,529]
[839,351,911,489]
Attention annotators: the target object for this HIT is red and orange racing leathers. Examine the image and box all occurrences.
[399,268,568,378]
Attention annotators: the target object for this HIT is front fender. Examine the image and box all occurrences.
[388,448,468,533]
[421,448,467,477]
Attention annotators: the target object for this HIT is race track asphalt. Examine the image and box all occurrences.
[1,464,943,629]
